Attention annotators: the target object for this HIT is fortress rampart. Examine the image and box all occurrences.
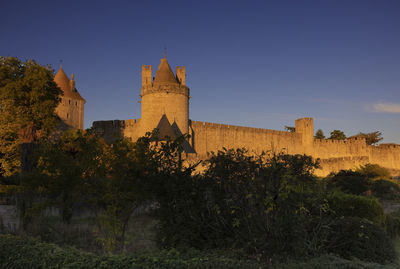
[91,56,400,177]
[92,119,141,143]
[190,120,303,157]
[92,117,400,177]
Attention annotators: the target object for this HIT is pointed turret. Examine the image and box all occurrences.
[54,67,86,102]
[54,66,86,130]
[153,57,178,85]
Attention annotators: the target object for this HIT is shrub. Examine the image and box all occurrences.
[357,164,391,180]
[386,210,400,239]
[154,150,322,257]
[371,179,400,201]
[327,170,371,195]
[326,217,396,264]
[274,254,399,269]
[327,191,385,225]
[0,234,261,269]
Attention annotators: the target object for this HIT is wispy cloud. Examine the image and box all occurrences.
[372,102,400,114]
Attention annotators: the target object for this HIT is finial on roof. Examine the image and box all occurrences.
[59,59,63,69]
[164,47,167,59]
[71,73,74,80]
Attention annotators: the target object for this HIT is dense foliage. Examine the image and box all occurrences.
[0,234,260,269]
[356,131,383,145]
[0,128,398,264]
[329,130,346,140]
[314,129,325,139]
[0,57,61,176]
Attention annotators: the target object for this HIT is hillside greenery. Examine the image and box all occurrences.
[0,129,400,266]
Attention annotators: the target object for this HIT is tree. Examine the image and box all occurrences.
[285,126,296,132]
[0,57,61,176]
[357,131,383,145]
[329,130,346,140]
[357,164,391,179]
[315,129,325,139]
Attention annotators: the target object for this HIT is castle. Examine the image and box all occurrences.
[54,66,86,130]
[63,56,399,177]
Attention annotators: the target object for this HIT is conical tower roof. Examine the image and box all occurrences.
[54,66,86,102]
[153,57,178,85]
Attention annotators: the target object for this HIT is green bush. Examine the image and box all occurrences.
[274,254,399,269]
[154,150,322,257]
[0,234,260,269]
[327,191,385,225]
[326,217,396,264]
[386,210,400,239]
[327,170,371,195]
[371,180,400,201]
[357,164,391,180]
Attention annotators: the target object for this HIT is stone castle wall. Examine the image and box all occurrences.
[92,119,141,143]
[190,120,303,158]
[92,117,400,177]
[56,97,85,130]
[189,119,400,177]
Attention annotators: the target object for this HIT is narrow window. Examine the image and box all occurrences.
[69,100,71,105]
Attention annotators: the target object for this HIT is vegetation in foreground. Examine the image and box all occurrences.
[0,129,399,267]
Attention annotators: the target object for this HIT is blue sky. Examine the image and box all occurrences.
[1,0,399,143]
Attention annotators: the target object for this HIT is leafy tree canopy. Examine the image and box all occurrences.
[356,131,383,145]
[315,129,325,139]
[0,57,61,176]
[329,130,346,140]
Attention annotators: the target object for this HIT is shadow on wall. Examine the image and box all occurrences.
[92,120,124,143]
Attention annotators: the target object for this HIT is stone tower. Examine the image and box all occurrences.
[54,66,86,130]
[140,56,190,137]
[295,117,314,154]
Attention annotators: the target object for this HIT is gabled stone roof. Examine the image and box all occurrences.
[153,58,178,85]
[155,114,177,140]
[54,66,86,102]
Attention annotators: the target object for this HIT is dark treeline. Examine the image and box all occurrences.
[1,129,400,267]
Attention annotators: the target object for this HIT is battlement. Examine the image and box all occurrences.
[377,143,400,149]
[315,139,347,144]
[314,138,366,145]
[142,65,151,70]
[190,121,301,138]
[141,65,152,87]
[176,66,186,85]
[295,117,313,122]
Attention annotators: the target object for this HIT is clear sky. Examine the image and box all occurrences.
[1,0,399,143]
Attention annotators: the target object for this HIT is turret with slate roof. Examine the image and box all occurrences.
[140,55,189,138]
[54,66,86,130]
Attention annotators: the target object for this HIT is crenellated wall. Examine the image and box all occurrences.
[190,120,303,157]
[92,117,400,177]
[92,119,141,143]
[312,137,368,159]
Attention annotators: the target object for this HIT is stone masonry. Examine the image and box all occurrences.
[92,56,400,177]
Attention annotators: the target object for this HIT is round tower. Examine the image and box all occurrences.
[140,56,189,137]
